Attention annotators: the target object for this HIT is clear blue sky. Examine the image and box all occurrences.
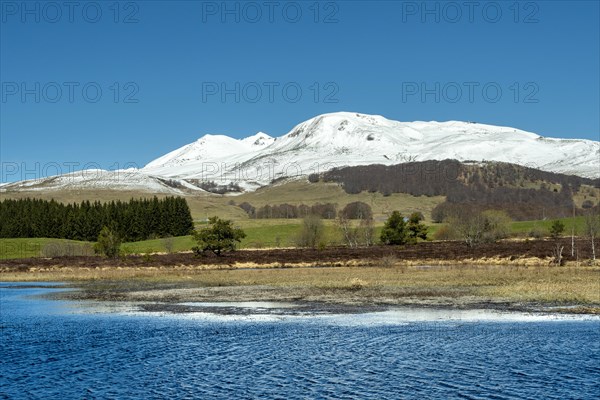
[1,0,599,182]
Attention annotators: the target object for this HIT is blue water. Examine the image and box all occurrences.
[1,283,599,399]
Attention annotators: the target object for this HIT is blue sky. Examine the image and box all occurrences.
[1,0,599,182]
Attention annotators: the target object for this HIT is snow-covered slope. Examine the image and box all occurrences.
[142,112,599,187]
[145,132,274,170]
[2,112,598,194]
[0,169,199,194]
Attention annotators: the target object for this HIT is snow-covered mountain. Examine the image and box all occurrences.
[2,112,599,194]
[145,132,275,170]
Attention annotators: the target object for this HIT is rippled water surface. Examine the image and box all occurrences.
[1,283,599,399]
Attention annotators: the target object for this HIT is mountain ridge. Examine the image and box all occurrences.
[2,112,598,194]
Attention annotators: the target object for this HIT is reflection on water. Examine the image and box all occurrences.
[1,283,599,399]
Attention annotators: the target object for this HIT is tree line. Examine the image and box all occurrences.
[0,197,194,242]
[238,201,372,220]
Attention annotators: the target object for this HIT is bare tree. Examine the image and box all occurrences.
[553,243,564,266]
[297,215,325,249]
[584,211,600,261]
[337,215,375,248]
[359,217,375,247]
[447,208,511,247]
[448,211,487,247]
[571,206,576,257]
[337,215,358,248]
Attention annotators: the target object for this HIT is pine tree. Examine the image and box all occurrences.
[407,212,428,244]
[380,211,409,245]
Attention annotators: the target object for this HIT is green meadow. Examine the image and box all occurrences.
[0,216,590,259]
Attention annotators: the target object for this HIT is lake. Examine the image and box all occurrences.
[1,283,599,399]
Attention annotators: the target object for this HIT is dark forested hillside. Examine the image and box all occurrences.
[0,197,194,242]
[310,160,599,221]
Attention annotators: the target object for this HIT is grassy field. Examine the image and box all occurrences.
[0,238,92,259]
[121,236,196,254]
[0,214,590,259]
[107,214,597,252]
[511,216,588,236]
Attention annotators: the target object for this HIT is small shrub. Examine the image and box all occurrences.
[528,227,545,239]
[296,215,324,249]
[94,226,121,258]
[550,220,565,239]
[162,236,175,253]
[432,225,456,241]
[481,210,511,241]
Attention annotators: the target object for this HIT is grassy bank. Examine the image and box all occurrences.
[2,263,599,312]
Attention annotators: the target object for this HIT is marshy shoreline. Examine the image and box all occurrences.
[2,239,599,315]
[50,284,600,317]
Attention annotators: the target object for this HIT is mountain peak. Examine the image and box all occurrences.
[241,132,275,147]
[142,112,598,184]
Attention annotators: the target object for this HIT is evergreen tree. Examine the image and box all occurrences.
[550,219,565,239]
[192,217,246,256]
[407,212,428,244]
[380,211,409,245]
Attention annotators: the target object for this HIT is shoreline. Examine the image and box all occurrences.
[2,240,599,316]
[4,264,596,316]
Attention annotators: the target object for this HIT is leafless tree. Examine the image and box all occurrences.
[553,244,564,266]
[584,211,600,261]
[337,215,358,248]
[360,218,375,247]
[297,215,325,249]
[337,215,375,248]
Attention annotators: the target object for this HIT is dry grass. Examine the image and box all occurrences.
[3,263,599,305]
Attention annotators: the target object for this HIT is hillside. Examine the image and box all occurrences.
[313,160,599,221]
